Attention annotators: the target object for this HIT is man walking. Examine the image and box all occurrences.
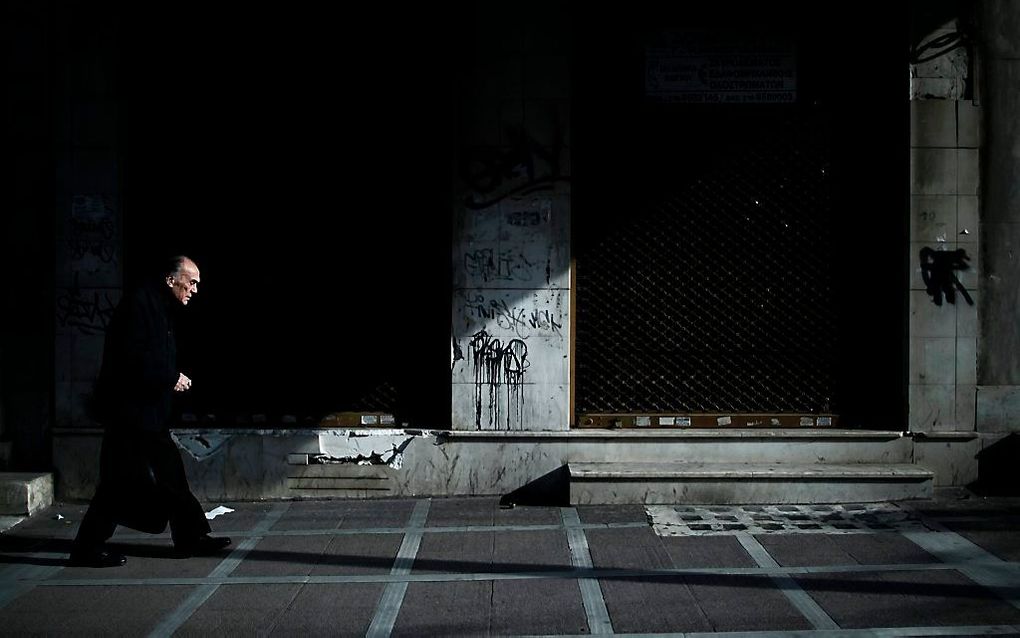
[70,256,231,567]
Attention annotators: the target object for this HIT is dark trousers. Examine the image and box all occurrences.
[74,429,211,549]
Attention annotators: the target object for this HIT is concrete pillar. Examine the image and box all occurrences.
[908,7,980,432]
[976,0,1020,432]
[53,4,122,431]
[51,4,122,495]
[450,3,572,430]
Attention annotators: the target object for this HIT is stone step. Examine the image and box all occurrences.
[568,462,934,505]
[443,429,916,464]
[0,472,54,516]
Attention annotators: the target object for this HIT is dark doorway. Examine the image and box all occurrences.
[573,3,909,427]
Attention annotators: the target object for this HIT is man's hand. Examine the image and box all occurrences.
[174,373,192,392]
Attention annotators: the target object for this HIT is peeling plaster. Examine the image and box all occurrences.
[316,429,431,469]
[170,428,440,470]
[909,20,969,100]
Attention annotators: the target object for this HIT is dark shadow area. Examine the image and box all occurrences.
[573,2,909,426]
[114,4,459,427]
[970,434,1020,497]
[499,466,570,508]
[920,247,974,306]
[3,533,1020,607]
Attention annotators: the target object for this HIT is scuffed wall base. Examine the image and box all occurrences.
[52,428,986,503]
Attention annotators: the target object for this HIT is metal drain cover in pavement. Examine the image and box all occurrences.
[647,503,933,536]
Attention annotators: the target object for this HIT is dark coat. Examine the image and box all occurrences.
[94,279,180,432]
[75,278,212,541]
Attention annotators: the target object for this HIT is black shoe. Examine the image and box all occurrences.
[174,534,232,557]
[68,548,127,568]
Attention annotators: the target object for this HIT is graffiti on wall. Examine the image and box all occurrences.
[460,119,569,210]
[454,103,570,430]
[56,276,117,335]
[469,329,529,430]
[56,196,119,335]
[69,194,118,277]
[459,292,564,339]
[463,249,538,284]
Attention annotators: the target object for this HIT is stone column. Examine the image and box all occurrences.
[976,0,1020,433]
[450,3,572,431]
[908,11,980,432]
[51,4,123,497]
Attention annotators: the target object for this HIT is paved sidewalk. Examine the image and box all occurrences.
[1,494,1019,636]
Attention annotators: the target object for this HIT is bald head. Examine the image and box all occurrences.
[165,256,200,306]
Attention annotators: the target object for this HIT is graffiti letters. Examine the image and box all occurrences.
[528,308,563,336]
[56,287,116,335]
[463,249,537,283]
[460,292,565,339]
[506,210,543,226]
[69,195,118,272]
[68,237,116,264]
[469,330,529,430]
[460,116,569,209]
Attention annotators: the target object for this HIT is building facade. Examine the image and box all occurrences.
[3,1,1019,504]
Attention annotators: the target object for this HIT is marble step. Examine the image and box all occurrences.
[568,462,934,505]
[0,472,53,516]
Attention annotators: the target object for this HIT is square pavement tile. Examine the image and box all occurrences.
[339,499,416,529]
[587,527,673,570]
[426,497,497,527]
[269,500,344,532]
[413,531,494,575]
[600,576,714,633]
[755,533,939,567]
[490,578,589,635]
[491,529,572,572]
[266,583,384,636]
[181,583,386,637]
[683,572,814,632]
[795,569,1020,628]
[230,534,333,577]
[176,583,303,636]
[600,573,812,633]
[393,581,491,636]
[659,535,759,568]
[576,504,648,525]
[0,584,196,635]
[310,533,403,575]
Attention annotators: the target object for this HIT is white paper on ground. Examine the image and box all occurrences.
[205,506,235,520]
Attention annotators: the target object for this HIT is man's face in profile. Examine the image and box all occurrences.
[168,261,201,306]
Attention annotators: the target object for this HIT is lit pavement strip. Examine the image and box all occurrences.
[895,503,1020,611]
[365,498,431,638]
[562,507,614,635]
[902,529,1020,611]
[0,554,65,611]
[147,501,291,638]
[735,532,839,630]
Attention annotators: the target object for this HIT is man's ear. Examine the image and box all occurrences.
[166,276,174,287]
